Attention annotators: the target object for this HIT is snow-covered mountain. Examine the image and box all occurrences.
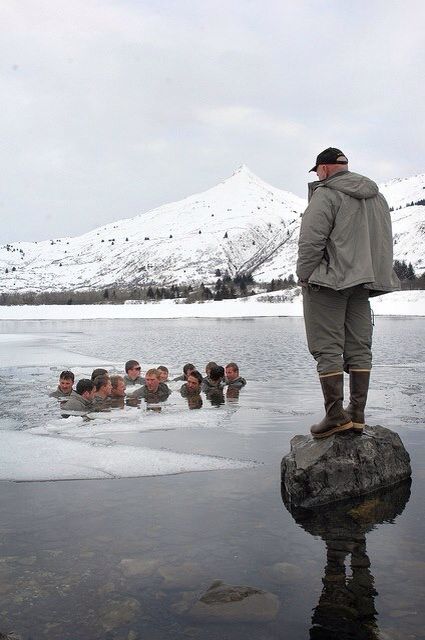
[380,174,425,275]
[1,167,424,294]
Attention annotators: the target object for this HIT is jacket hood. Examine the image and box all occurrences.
[311,171,379,200]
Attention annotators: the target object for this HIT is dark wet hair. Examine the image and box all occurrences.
[188,370,203,385]
[225,362,239,373]
[183,363,196,375]
[94,375,110,391]
[59,370,74,382]
[205,361,218,374]
[209,366,225,381]
[91,368,108,381]
[157,365,169,374]
[125,360,140,373]
[76,379,94,395]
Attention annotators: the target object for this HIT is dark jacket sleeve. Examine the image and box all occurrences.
[296,188,336,281]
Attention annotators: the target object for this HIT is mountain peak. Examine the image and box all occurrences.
[221,164,273,191]
[233,163,253,175]
[230,164,260,180]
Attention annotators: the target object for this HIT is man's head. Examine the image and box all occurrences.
[76,379,95,400]
[205,361,218,376]
[94,374,112,397]
[186,370,203,394]
[110,375,126,397]
[209,365,225,384]
[182,363,196,379]
[225,362,239,382]
[58,370,74,394]
[309,147,348,181]
[125,360,142,380]
[157,365,169,382]
[145,368,161,392]
[91,368,108,382]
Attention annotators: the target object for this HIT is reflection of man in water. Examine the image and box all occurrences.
[49,370,76,399]
[282,480,411,640]
[226,386,240,402]
[131,369,171,403]
[187,395,203,410]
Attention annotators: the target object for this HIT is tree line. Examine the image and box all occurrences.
[1,261,424,305]
[393,260,425,289]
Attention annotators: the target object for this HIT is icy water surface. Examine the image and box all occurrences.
[0,317,424,639]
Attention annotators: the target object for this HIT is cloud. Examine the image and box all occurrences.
[196,106,303,137]
[0,0,424,242]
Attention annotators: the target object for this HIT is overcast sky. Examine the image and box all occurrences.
[1,0,424,243]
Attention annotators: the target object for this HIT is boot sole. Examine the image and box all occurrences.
[312,420,353,439]
[352,422,365,432]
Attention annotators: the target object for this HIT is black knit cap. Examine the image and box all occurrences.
[309,147,348,172]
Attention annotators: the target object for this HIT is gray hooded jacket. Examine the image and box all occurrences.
[296,171,400,296]
[61,393,93,416]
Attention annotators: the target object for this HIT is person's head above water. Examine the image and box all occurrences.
[225,362,240,382]
[186,370,203,394]
[76,379,95,400]
[145,368,161,392]
[182,363,196,378]
[91,368,108,382]
[205,361,218,376]
[157,365,169,382]
[58,370,74,394]
[125,360,142,380]
[209,365,225,383]
[110,375,126,397]
[94,374,112,397]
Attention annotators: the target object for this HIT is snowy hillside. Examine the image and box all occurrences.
[0,166,304,293]
[380,173,425,276]
[0,167,423,293]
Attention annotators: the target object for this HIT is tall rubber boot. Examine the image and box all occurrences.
[345,369,371,432]
[311,373,353,439]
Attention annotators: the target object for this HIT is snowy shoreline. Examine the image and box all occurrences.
[0,290,424,320]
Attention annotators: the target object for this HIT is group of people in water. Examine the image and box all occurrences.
[50,360,247,415]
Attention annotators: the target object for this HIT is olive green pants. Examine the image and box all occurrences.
[302,285,372,374]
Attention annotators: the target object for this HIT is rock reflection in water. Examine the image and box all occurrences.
[282,480,411,640]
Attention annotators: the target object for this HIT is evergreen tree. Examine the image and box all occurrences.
[406,262,416,280]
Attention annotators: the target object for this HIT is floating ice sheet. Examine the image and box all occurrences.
[0,430,253,482]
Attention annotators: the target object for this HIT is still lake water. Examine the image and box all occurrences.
[0,316,424,639]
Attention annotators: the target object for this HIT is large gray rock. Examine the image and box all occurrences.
[281,425,411,508]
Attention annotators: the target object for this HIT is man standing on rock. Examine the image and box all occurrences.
[297,148,399,438]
